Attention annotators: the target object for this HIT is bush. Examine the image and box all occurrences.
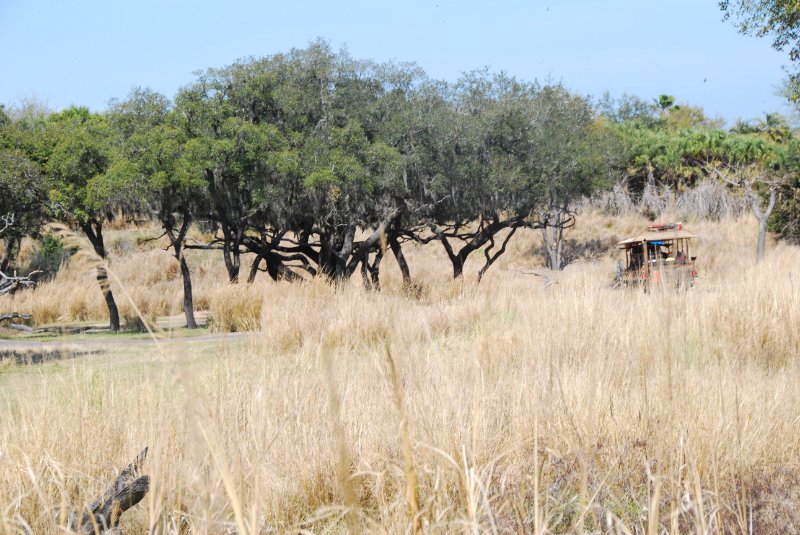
[120,307,159,333]
[24,235,74,280]
[208,283,264,332]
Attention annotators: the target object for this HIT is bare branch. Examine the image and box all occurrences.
[0,213,14,236]
[0,269,42,295]
[708,161,782,263]
[183,237,226,251]
[477,226,518,282]
[138,230,168,246]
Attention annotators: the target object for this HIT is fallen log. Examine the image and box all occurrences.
[0,269,42,295]
[0,313,35,334]
[0,312,32,323]
[6,323,34,333]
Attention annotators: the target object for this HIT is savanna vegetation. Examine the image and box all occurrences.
[1,40,800,332]
[2,4,800,531]
[1,214,800,534]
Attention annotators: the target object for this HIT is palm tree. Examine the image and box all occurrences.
[754,113,790,144]
[730,118,757,134]
[655,94,675,113]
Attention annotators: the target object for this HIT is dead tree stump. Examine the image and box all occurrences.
[56,448,150,535]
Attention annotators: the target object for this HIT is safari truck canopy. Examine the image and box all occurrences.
[615,223,698,288]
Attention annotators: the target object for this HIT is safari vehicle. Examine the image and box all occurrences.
[614,222,698,289]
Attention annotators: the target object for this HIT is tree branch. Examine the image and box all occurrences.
[0,213,14,236]
[477,225,518,282]
[0,269,42,296]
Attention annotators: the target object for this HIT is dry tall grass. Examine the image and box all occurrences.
[1,214,799,533]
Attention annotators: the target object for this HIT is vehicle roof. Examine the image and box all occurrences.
[617,229,697,247]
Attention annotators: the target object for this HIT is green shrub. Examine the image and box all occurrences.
[25,235,74,280]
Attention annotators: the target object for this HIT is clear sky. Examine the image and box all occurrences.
[0,0,794,123]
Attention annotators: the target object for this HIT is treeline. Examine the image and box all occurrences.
[1,41,798,330]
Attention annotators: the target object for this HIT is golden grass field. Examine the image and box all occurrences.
[1,212,800,533]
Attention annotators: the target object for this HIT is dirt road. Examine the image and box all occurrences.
[0,332,254,353]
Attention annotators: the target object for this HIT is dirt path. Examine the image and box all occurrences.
[0,332,254,353]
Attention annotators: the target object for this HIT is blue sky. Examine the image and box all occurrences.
[0,0,794,123]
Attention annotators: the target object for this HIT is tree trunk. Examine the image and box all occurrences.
[248,254,263,283]
[1,236,18,272]
[541,225,555,270]
[436,216,519,279]
[439,235,464,279]
[745,183,777,264]
[81,220,120,333]
[360,251,383,290]
[370,252,382,288]
[389,236,411,283]
[541,209,572,271]
[179,255,197,329]
[334,221,357,280]
[318,222,356,281]
[757,218,768,263]
[164,209,198,329]
[477,226,518,282]
[222,229,241,282]
[96,266,121,333]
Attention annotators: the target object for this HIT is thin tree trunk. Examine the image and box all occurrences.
[555,218,564,270]
[248,254,263,283]
[438,235,464,279]
[222,230,241,282]
[389,236,411,283]
[1,236,18,272]
[359,251,382,290]
[179,255,197,329]
[541,209,570,270]
[96,266,121,333]
[541,225,556,270]
[477,226,518,282]
[756,218,767,262]
[164,209,197,329]
[745,183,776,264]
[81,220,120,333]
[360,257,372,290]
[435,216,518,279]
[370,251,382,288]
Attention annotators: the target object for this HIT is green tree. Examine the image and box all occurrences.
[106,88,206,328]
[176,81,289,282]
[661,104,725,130]
[596,92,659,127]
[501,83,616,270]
[772,138,800,243]
[701,133,786,262]
[45,107,121,332]
[0,151,45,269]
[396,74,613,276]
[176,42,406,284]
[393,71,541,280]
[656,94,676,112]
[753,112,791,142]
[164,46,619,283]
[0,108,49,273]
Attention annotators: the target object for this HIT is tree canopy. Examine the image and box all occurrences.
[2,41,800,331]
